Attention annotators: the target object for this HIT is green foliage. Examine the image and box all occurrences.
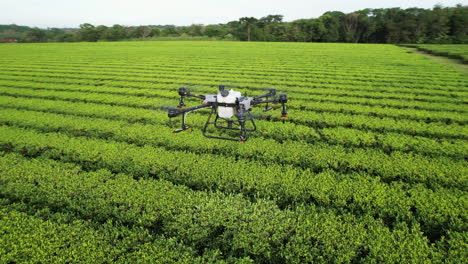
[410,44,468,63]
[0,206,203,263]
[0,153,439,263]
[0,41,466,262]
[161,26,179,37]
[150,27,161,37]
[78,23,100,42]
[0,208,115,263]
[101,24,127,41]
[2,4,467,43]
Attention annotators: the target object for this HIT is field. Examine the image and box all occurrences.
[0,42,467,263]
[407,44,468,63]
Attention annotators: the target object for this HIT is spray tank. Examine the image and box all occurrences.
[216,87,242,118]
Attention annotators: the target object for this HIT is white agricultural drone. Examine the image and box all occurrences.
[168,85,288,142]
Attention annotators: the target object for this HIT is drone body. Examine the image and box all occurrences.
[168,85,288,142]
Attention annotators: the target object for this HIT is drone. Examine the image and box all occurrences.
[167,85,288,142]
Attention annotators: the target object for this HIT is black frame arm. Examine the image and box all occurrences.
[168,103,213,118]
[178,87,206,99]
[253,88,276,100]
[186,93,206,100]
[251,93,287,106]
[177,87,206,108]
[251,93,288,118]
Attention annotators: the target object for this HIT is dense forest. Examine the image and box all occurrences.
[1,4,467,44]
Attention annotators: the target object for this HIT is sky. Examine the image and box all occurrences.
[0,0,466,28]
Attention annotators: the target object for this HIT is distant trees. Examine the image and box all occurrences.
[128,26,152,38]
[341,12,361,42]
[161,26,179,37]
[258,15,287,41]
[239,17,258,41]
[226,5,467,44]
[186,24,203,36]
[78,23,100,42]
[151,27,161,37]
[449,4,468,43]
[23,28,47,42]
[1,4,466,44]
[101,25,126,41]
[203,25,223,37]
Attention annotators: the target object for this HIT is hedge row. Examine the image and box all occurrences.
[1,88,466,140]
[0,206,212,263]
[2,153,462,263]
[1,103,466,159]
[1,114,466,190]
[0,124,466,239]
[2,75,466,114]
[1,60,464,92]
[3,79,466,124]
[5,59,465,86]
[2,69,466,104]
[1,67,466,102]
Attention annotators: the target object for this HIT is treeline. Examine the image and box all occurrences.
[1,4,467,44]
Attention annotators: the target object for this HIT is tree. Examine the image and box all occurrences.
[342,13,360,42]
[161,26,179,37]
[203,25,223,38]
[95,25,108,40]
[259,14,283,25]
[448,4,468,43]
[226,20,242,39]
[344,9,377,43]
[289,20,311,42]
[0,29,22,40]
[150,27,161,37]
[319,11,344,42]
[128,26,152,38]
[101,24,126,41]
[259,15,285,41]
[290,19,326,42]
[187,24,203,36]
[239,17,258,41]
[58,33,77,42]
[46,28,66,42]
[78,23,99,42]
[3,4,467,44]
[23,28,47,42]
[425,5,450,43]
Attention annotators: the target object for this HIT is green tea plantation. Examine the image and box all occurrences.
[0,42,466,263]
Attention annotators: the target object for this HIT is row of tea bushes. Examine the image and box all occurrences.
[2,153,463,263]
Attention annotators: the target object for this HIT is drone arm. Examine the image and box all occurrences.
[186,93,206,100]
[251,98,277,105]
[168,103,213,118]
[253,88,276,100]
[251,94,288,119]
[169,103,213,134]
[176,87,206,108]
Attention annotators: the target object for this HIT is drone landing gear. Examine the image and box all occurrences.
[172,112,192,134]
[202,108,256,142]
[172,127,192,134]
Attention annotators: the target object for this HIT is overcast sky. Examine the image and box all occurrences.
[0,0,466,28]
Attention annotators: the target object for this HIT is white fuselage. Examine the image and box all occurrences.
[216,89,241,118]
